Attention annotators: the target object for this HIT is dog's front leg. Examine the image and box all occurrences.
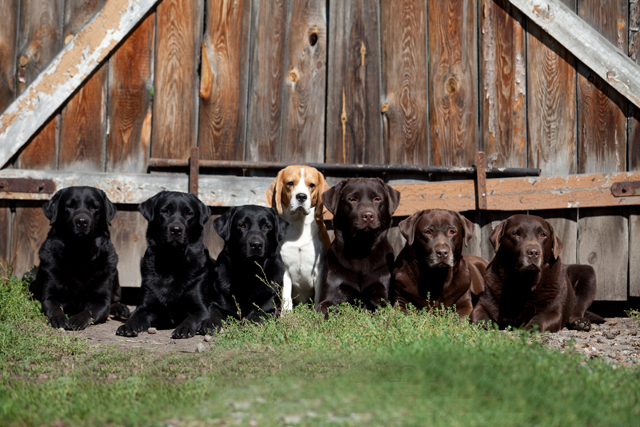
[282,271,293,311]
[116,308,154,337]
[42,298,68,329]
[68,297,111,330]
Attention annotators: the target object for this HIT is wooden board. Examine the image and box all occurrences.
[203,214,224,260]
[480,0,526,168]
[0,201,11,264]
[63,0,108,37]
[326,0,383,164]
[629,206,640,297]
[14,116,59,170]
[198,0,252,161]
[10,202,50,278]
[428,0,478,166]
[151,0,204,160]
[0,0,19,114]
[380,0,429,165]
[629,0,640,172]
[527,0,577,176]
[536,208,577,264]
[460,211,482,258]
[107,13,155,173]
[577,208,628,301]
[279,0,327,163]
[110,207,147,288]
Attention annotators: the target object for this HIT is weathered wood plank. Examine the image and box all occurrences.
[480,0,526,168]
[14,116,59,170]
[380,0,428,165]
[0,0,163,169]
[428,0,478,166]
[107,13,155,173]
[110,207,147,288]
[629,0,640,172]
[326,0,383,164]
[527,0,577,176]
[198,0,252,161]
[0,202,11,264]
[0,0,19,113]
[151,0,204,160]
[63,0,108,37]
[10,202,50,278]
[203,214,224,260]
[279,0,327,163]
[629,206,640,297]
[577,208,628,301]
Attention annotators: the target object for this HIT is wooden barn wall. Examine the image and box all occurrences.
[0,0,639,301]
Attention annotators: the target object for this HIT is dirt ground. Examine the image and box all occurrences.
[64,309,640,367]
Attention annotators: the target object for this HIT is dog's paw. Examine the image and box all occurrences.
[197,318,221,335]
[172,323,196,339]
[67,313,91,331]
[49,315,68,329]
[569,317,591,332]
[116,321,143,337]
[110,303,130,319]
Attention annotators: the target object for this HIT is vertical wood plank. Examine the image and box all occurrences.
[11,202,50,278]
[110,207,147,288]
[152,0,204,160]
[460,212,482,258]
[62,0,107,37]
[380,0,429,165]
[630,207,640,297]
[107,14,155,173]
[0,0,19,113]
[527,0,577,176]
[0,202,11,264]
[629,0,640,171]
[326,0,383,164]
[577,0,627,174]
[245,0,289,162]
[428,0,478,166]
[480,0,526,168]
[198,0,252,161]
[279,0,328,163]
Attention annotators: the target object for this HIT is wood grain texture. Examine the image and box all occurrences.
[480,0,526,168]
[59,65,108,172]
[630,207,640,297]
[527,0,577,176]
[577,0,627,174]
[326,0,383,164]
[107,13,155,173]
[11,202,50,278]
[245,0,288,162]
[15,116,59,169]
[203,214,224,259]
[380,0,428,165]
[279,0,327,163]
[63,0,107,36]
[0,202,10,264]
[428,0,478,166]
[198,0,251,161]
[0,0,19,114]
[110,208,147,288]
[629,0,640,172]
[577,208,628,301]
[152,0,204,160]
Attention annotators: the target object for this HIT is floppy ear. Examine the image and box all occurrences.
[213,207,235,242]
[455,212,476,248]
[398,211,425,246]
[274,209,289,242]
[321,180,346,215]
[97,189,117,226]
[42,190,63,226]
[489,219,507,253]
[376,178,401,216]
[188,193,211,226]
[265,169,285,215]
[549,223,564,259]
[315,172,330,221]
[139,192,163,223]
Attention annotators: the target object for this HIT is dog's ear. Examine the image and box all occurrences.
[273,208,289,242]
[139,192,163,223]
[213,207,235,242]
[376,178,401,216]
[96,189,117,226]
[455,212,476,247]
[42,190,63,226]
[265,169,285,215]
[321,179,347,215]
[489,219,507,253]
[549,222,564,259]
[186,193,211,226]
[398,211,425,246]
[315,171,330,221]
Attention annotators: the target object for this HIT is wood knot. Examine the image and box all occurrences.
[289,69,298,83]
[445,76,458,94]
[65,34,74,45]
[309,27,318,46]
[380,103,389,113]
[19,55,30,67]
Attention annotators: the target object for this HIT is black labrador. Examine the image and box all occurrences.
[317,178,401,315]
[116,191,212,339]
[33,186,128,330]
[199,205,288,333]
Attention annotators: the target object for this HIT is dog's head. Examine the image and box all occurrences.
[214,205,288,261]
[139,191,211,248]
[265,165,330,221]
[322,178,400,237]
[489,214,563,272]
[43,186,116,238]
[399,209,475,268]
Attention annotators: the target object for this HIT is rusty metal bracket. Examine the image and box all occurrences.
[0,178,55,194]
[475,151,487,210]
[189,147,199,195]
[611,181,640,197]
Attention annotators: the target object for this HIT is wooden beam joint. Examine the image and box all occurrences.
[189,147,199,195]
[475,151,487,210]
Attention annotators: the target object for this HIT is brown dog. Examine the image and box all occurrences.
[393,209,487,318]
[471,214,604,332]
[317,178,400,315]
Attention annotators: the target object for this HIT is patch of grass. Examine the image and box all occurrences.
[626,308,640,321]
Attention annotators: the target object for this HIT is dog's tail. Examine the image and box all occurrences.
[584,310,605,324]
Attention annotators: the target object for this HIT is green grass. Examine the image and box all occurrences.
[626,308,640,321]
[1,272,639,426]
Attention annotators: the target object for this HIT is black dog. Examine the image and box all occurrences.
[116,191,212,339]
[317,178,401,315]
[33,186,128,330]
[199,205,288,333]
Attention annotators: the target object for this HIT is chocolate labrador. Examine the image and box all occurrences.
[33,186,129,330]
[317,178,401,315]
[471,214,604,332]
[394,209,487,317]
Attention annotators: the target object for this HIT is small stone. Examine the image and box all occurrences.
[196,343,206,353]
[605,332,616,340]
[204,335,213,342]
[147,327,157,334]
[606,321,618,326]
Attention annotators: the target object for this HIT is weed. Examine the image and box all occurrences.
[626,308,640,321]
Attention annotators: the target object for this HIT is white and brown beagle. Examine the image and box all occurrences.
[266,165,331,311]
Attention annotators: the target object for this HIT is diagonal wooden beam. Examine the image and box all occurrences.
[0,0,162,169]
[505,0,640,109]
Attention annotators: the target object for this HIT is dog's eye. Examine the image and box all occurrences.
[448,229,456,236]
[373,197,382,203]
[185,211,194,218]
[512,231,520,237]
[287,182,294,188]
[263,225,271,230]
[239,224,246,229]
[349,198,357,203]
[424,229,432,236]
[540,232,548,238]
[161,209,169,215]
[309,183,315,189]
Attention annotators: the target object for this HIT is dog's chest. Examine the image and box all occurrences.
[280,225,323,286]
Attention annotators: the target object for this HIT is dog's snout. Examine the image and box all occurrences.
[249,241,263,251]
[295,193,307,203]
[526,247,540,258]
[75,217,89,228]
[362,211,374,222]
[436,247,449,260]
[170,226,183,236]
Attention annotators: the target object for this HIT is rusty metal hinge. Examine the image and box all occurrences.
[611,181,640,197]
[0,178,55,194]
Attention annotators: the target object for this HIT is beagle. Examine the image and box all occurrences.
[266,165,331,310]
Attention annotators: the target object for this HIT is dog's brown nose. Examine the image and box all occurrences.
[436,248,449,260]
[362,212,374,222]
[170,226,182,236]
[296,193,307,202]
[526,248,540,258]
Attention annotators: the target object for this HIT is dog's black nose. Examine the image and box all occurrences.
[526,248,540,258]
[436,248,449,259]
[296,193,307,202]
[75,217,88,228]
[170,226,183,236]
[250,241,263,251]
[362,212,374,222]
